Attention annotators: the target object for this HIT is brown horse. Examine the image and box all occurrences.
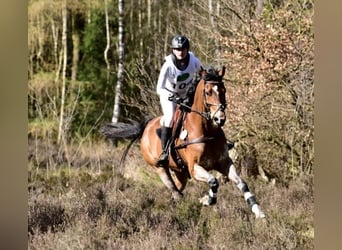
[101,66,265,218]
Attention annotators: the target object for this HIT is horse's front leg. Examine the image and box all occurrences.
[228,164,266,219]
[191,163,219,205]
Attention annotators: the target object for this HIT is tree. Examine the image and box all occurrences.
[57,0,67,144]
[255,0,264,19]
[104,0,111,92]
[112,0,125,123]
[208,0,221,62]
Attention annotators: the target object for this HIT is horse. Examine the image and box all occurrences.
[100,65,265,219]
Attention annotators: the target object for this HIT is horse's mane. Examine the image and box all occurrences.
[201,65,223,82]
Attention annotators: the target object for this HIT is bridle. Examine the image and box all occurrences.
[174,79,227,150]
[179,79,227,125]
[203,80,226,121]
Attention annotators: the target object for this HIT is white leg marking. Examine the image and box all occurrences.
[252,204,266,218]
[229,164,266,219]
[193,163,212,182]
[243,191,253,200]
[209,189,217,198]
[228,164,242,184]
[194,164,219,205]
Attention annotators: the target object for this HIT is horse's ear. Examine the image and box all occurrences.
[199,66,206,77]
[219,66,226,77]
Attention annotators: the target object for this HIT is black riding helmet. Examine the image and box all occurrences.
[170,35,190,49]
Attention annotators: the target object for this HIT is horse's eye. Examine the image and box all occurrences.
[205,91,211,96]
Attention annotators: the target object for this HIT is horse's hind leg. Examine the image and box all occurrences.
[155,166,183,201]
[227,163,265,219]
[171,169,189,192]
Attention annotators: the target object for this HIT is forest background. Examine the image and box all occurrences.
[28,0,314,249]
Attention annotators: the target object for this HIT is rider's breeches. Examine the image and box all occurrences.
[159,90,176,128]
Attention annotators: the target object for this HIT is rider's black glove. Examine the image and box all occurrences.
[168,94,183,104]
[180,97,192,112]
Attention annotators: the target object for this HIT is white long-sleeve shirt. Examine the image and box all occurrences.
[156,52,202,99]
[156,52,202,127]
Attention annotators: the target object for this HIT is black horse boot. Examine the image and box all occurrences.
[157,126,172,166]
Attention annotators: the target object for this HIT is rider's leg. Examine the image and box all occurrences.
[158,126,172,165]
[158,92,176,166]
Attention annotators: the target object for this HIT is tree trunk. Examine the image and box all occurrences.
[57,0,67,144]
[51,19,59,73]
[208,0,221,62]
[104,0,111,97]
[112,0,124,123]
[71,31,80,83]
[51,19,62,98]
[147,0,151,29]
[138,0,143,61]
[164,1,172,53]
[255,0,264,19]
[129,0,134,43]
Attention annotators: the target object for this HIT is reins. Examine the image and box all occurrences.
[178,102,211,120]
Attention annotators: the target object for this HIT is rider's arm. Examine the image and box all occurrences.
[156,61,170,96]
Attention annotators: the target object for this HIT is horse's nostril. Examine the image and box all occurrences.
[220,119,226,126]
[213,117,225,126]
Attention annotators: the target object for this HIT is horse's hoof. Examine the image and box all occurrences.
[199,195,216,206]
[172,192,183,202]
[199,195,210,206]
[255,211,266,219]
[252,204,266,219]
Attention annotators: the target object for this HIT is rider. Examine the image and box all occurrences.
[156,35,203,166]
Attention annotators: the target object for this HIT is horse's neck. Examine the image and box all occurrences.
[185,83,211,136]
[185,106,218,137]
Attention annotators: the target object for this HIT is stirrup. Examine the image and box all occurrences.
[157,152,169,166]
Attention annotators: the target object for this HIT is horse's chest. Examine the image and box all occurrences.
[201,152,227,164]
[198,145,229,167]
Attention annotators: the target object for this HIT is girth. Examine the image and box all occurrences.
[174,136,215,149]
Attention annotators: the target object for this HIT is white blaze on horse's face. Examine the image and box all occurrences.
[205,82,226,127]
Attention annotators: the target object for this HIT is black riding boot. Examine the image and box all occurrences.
[157,126,172,166]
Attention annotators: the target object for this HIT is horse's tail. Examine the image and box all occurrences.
[99,117,153,174]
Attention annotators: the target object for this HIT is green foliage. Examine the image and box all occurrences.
[79,11,107,82]
[72,11,111,135]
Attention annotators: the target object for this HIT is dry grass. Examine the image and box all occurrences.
[28,139,313,250]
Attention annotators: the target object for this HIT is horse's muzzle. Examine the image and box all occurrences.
[212,113,226,127]
[213,117,226,127]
